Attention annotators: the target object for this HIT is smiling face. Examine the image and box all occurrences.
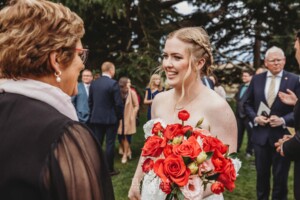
[162,37,196,89]
[60,40,85,96]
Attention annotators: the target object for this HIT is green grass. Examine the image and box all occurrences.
[112,107,295,200]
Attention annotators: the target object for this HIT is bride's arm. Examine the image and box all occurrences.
[128,156,145,200]
[202,99,238,198]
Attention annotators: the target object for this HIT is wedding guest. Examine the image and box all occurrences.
[117,77,139,164]
[275,30,300,200]
[201,75,214,89]
[128,27,237,200]
[244,46,300,200]
[72,69,93,123]
[235,70,254,157]
[89,61,123,176]
[209,73,226,99]
[0,0,114,199]
[144,73,164,120]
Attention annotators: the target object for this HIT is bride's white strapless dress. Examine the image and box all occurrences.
[140,119,241,200]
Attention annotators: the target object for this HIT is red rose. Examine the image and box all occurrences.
[211,150,228,173]
[153,159,169,183]
[211,182,225,194]
[164,124,183,140]
[192,129,211,138]
[152,122,164,135]
[181,125,193,135]
[173,136,202,158]
[142,136,164,157]
[142,158,154,173]
[163,144,173,158]
[217,159,236,192]
[160,180,172,194]
[163,155,191,186]
[178,110,190,121]
[202,136,228,154]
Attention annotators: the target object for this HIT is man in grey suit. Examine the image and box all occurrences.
[72,69,93,123]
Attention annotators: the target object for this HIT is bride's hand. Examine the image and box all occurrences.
[128,182,141,200]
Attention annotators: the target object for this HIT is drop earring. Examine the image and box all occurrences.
[54,71,62,83]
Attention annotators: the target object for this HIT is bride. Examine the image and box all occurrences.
[128,27,237,200]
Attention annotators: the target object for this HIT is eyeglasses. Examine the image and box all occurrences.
[267,58,284,64]
[75,48,89,64]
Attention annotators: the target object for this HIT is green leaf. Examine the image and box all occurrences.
[176,188,185,200]
[195,117,204,128]
[206,151,214,160]
[166,193,174,200]
[185,130,192,138]
[206,173,220,180]
[182,156,192,165]
[228,152,238,159]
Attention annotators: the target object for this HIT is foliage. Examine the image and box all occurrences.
[1,0,300,88]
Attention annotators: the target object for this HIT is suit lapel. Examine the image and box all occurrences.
[259,72,268,105]
[273,70,288,107]
[79,83,88,98]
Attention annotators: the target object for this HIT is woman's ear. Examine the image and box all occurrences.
[196,58,206,71]
[49,51,61,72]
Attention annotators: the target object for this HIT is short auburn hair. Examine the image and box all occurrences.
[0,0,84,79]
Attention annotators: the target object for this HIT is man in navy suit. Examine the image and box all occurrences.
[89,61,123,176]
[72,69,93,123]
[244,46,300,200]
[235,70,253,156]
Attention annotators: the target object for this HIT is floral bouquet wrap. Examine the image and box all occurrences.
[140,110,241,200]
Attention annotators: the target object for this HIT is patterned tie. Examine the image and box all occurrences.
[267,76,276,107]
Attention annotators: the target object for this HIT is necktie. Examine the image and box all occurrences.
[267,76,276,107]
[239,85,248,99]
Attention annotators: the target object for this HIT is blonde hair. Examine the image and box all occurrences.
[147,74,163,91]
[0,0,84,79]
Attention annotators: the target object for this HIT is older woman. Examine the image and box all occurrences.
[0,0,114,200]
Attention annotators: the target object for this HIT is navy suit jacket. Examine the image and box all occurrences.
[72,82,90,123]
[235,84,249,119]
[244,70,300,146]
[89,76,123,125]
[201,76,214,89]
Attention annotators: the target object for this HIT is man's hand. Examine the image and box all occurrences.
[269,115,284,127]
[274,135,293,156]
[254,115,269,126]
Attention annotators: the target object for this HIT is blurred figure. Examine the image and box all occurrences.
[256,67,267,74]
[117,77,139,164]
[275,30,300,200]
[89,61,124,176]
[201,75,214,89]
[235,70,254,157]
[72,69,93,123]
[209,73,226,99]
[0,0,114,199]
[144,74,164,120]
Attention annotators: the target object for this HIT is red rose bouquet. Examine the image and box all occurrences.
[140,110,241,200]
